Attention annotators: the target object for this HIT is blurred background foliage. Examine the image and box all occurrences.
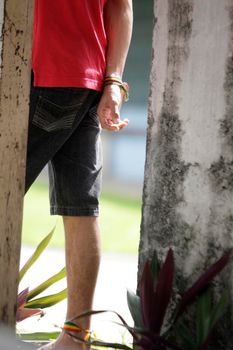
[22,181,141,254]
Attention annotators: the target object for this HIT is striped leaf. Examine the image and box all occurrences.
[18,331,60,341]
[25,288,67,309]
[27,267,66,301]
[19,227,55,282]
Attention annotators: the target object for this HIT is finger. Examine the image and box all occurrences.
[100,120,120,132]
[103,125,120,132]
[117,118,129,129]
[118,122,129,130]
[119,123,128,130]
[106,118,129,130]
[109,120,128,131]
[101,117,117,128]
[113,104,120,122]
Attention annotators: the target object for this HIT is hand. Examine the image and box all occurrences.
[97,84,129,132]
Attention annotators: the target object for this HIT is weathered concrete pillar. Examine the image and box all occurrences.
[139,0,233,347]
[0,0,34,326]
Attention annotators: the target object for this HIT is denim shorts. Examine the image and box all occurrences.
[25,76,102,216]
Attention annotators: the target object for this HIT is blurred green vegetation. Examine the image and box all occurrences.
[22,181,141,254]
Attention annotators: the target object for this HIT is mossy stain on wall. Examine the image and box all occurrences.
[140,0,194,268]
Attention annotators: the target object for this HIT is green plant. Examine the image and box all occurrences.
[127,249,231,350]
[66,249,231,350]
[17,228,66,341]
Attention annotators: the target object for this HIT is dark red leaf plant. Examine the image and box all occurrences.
[127,249,231,350]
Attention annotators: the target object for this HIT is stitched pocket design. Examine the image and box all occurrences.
[32,96,80,132]
[88,105,100,127]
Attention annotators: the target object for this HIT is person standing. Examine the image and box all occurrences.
[25,1,133,349]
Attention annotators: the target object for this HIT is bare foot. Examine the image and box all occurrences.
[37,332,90,350]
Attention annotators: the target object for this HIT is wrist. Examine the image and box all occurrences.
[104,72,122,80]
[103,75,129,102]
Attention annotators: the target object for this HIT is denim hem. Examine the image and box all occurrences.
[50,206,99,217]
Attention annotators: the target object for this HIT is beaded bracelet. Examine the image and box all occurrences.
[104,76,129,102]
[63,320,92,341]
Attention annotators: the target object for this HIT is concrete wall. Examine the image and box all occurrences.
[139,0,233,347]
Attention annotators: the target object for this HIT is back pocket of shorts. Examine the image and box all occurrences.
[88,104,101,128]
[32,96,80,132]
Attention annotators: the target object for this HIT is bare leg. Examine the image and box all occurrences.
[39,216,101,350]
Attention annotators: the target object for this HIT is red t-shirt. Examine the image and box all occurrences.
[32,0,107,90]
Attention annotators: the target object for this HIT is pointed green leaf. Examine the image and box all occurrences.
[176,322,196,350]
[127,289,144,328]
[209,290,230,330]
[18,331,60,341]
[196,289,211,346]
[27,267,66,301]
[25,288,67,309]
[196,291,230,350]
[19,227,55,282]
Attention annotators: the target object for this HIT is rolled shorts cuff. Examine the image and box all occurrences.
[50,205,99,217]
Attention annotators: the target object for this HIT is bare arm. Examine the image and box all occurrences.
[97,0,133,132]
